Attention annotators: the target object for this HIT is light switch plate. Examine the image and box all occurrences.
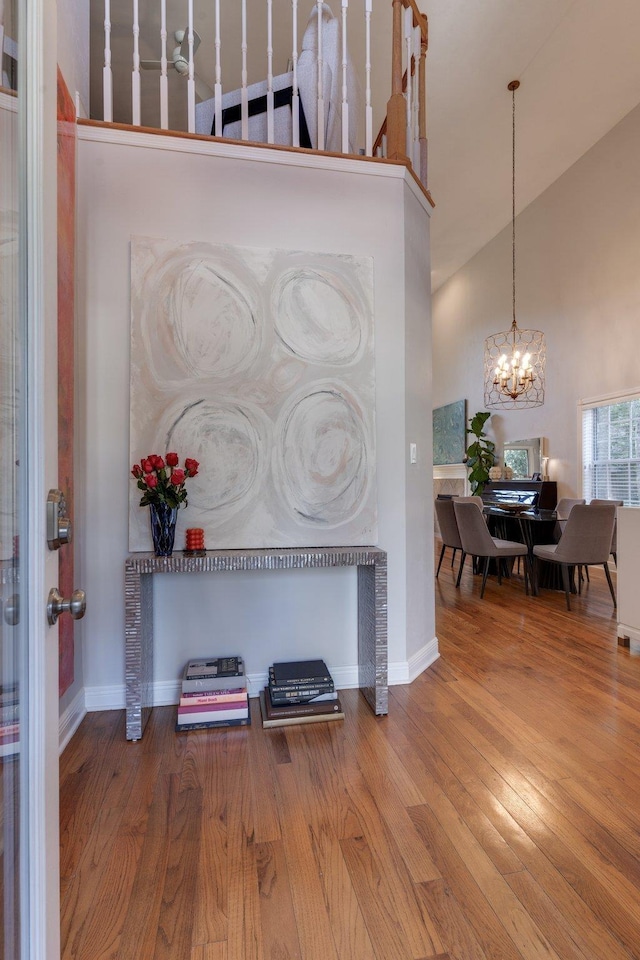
[410,443,417,464]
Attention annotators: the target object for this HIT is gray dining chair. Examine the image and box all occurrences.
[434,498,464,583]
[455,495,485,509]
[555,497,586,520]
[553,497,586,549]
[590,498,623,564]
[532,503,616,610]
[453,500,529,598]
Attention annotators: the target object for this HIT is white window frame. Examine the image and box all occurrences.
[578,387,640,505]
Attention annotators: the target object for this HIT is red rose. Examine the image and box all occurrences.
[153,455,165,470]
[171,469,186,486]
[145,474,158,488]
[141,458,153,473]
[131,464,143,478]
[166,452,179,467]
[185,458,199,477]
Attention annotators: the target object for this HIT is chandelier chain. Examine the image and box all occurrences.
[512,82,516,328]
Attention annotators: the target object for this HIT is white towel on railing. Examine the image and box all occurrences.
[194,2,360,152]
[297,3,360,152]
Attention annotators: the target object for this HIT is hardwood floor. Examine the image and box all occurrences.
[59,551,640,960]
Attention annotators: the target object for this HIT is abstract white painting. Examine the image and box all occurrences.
[129,236,376,550]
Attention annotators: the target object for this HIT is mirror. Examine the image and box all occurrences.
[503,437,546,479]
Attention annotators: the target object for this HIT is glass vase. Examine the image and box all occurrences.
[149,502,178,557]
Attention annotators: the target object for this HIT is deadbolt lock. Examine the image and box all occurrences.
[47,489,73,550]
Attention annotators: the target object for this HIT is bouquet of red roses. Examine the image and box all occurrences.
[131,452,199,510]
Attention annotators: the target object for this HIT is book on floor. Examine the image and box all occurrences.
[179,688,248,707]
[184,656,244,680]
[271,659,332,685]
[264,687,342,717]
[177,702,249,725]
[181,657,246,693]
[268,687,336,705]
[268,666,334,702]
[259,690,344,728]
[175,715,251,732]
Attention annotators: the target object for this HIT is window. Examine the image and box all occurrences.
[504,447,529,478]
[580,392,640,505]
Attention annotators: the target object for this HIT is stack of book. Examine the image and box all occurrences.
[176,656,250,731]
[260,659,345,728]
[1,686,19,759]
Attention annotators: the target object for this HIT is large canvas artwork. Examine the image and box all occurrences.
[129,237,377,550]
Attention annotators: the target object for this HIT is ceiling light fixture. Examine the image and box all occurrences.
[484,80,545,409]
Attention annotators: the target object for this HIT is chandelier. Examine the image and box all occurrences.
[484,80,545,409]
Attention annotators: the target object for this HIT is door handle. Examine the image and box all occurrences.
[47,587,86,626]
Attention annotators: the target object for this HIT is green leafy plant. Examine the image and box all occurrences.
[465,412,496,494]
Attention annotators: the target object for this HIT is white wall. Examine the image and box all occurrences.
[432,101,640,499]
[75,131,435,706]
[57,0,90,116]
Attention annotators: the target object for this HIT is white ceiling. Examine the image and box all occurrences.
[90,0,640,291]
[424,0,640,289]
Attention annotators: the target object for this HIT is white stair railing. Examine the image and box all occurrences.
[316,0,325,150]
[159,0,168,129]
[186,0,196,132]
[241,0,249,140]
[103,0,113,122]
[364,0,373,156]
[266,0,275,143]
[97,0,428,190]
[341,0,349,154]
[214,0,222,137]
[291,0,300,148]
[131,0,141,125]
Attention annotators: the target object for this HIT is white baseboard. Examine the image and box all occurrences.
[81,649,440,716]
[58,688,87,754]
[408,635,440,681]
[84,683,127,712]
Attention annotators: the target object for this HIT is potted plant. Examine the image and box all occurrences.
[465,411,496,495]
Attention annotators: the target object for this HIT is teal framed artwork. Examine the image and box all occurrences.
[433,400,467,465]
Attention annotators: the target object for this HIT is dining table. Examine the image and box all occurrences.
[482,505,568,592]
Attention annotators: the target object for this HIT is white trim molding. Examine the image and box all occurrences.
[77,122,434,215]
[58,690,87,754]
[78,651,437,718]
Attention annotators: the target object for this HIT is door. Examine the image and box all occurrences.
[1,0,61,954]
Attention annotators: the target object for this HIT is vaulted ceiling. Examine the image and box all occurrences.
[90,0,640,290]
[424,0,640,289]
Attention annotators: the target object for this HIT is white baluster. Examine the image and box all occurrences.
[341,0,349,153]
[316,0,325,150]
[132,0,141,126]
[266,0,274,143]
[241,0,248,139]
[404,5,412,158]
[291,0,300,147]
[159,0,168,130]
[364,0,372,156]
[103,0,113,121]
[214,0,222,136]
[187,0,195,132]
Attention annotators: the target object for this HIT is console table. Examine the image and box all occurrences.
[124,546,388,740]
